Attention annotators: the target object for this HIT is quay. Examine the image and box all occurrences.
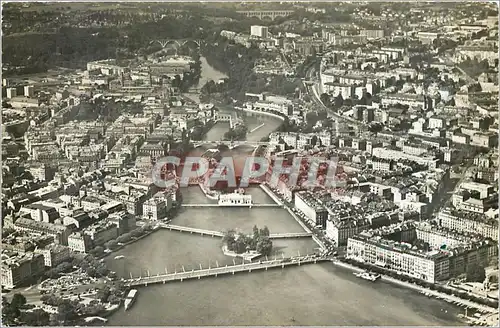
[259,184,313,234]
[258,184,284,206]
[125,255,328,287]
[159,223,312,239]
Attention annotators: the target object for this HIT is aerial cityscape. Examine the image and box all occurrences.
[1,1,499,326]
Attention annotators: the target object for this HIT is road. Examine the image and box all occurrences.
[3,279,110,305]
[304,62,369,132]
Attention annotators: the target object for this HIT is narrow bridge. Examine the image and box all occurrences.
[159,224,312,239]
[124,255,327,287]
[181,203,281,208]
[193,140,270,148]
[269,232,312,239]
[160,224,223,237]
[236,10,295,20]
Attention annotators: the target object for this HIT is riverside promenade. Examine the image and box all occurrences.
[259,184,313,235]
[332,259,498,316]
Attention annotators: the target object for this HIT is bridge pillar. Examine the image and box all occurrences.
[215,273,217,277]
[282,264,284,269]
[198,276,201,279]
[163,280,166,284]
[232,271,235,275]
[265,267,268,271]
[249,269,252,273]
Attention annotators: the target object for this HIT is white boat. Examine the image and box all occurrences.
[114,255,125,260]
[353,271,381,282]
[124,289,138,311]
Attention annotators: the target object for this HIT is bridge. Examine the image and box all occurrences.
[160,224,223,237]
[237,10,295,21]
[151,39,203,49]
[193,140,270,148]
[124,255,326,287]
[181,203,281,208]
[159,224,312,239]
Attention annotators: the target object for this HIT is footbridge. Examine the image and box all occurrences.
[193,140,270,148]
[160,224,223,237]
[124,255,327,287]
[236,10,295,20]
[181,203,281,208]
[159,224,312,239]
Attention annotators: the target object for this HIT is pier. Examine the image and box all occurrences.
[249,123,265,134]
[125,256,328,287]
[159,223,312,239]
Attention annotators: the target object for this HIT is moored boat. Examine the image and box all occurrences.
[124,289,138,311]
[353,271,381,282]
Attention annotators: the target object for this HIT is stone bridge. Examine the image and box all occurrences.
[193,140,270,149]
[237,10,295,20]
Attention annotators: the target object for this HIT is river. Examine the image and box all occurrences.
[105,58,465,326]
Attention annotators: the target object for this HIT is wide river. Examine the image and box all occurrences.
[105,58,465,326]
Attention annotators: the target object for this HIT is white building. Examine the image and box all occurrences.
[251,25,268,39]
[438,210,498,241]
[24,85,35,98]
[143,197,168,221]
[6,87,17,99]
[218,190,252,207]
[347,235,450,283]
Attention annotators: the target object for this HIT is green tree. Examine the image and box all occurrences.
[10,294,26,309]
[105,239,118,250]
[259,226,270,237]
[253,225,260,241]
[2,297,20,326]
[320,93,330,105]
[57,301,77,323]
[96,286,111,302]
[466,265,486,283]
[235,233,248,254]
[117,233,132,244]
[20,308,50,326]
[256,237,273,256]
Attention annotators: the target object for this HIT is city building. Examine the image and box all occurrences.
[294,191,328,228]
[1,252,45,289]
[251,25,269,39]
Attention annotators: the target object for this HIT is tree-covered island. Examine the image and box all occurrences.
[222,225,273,256]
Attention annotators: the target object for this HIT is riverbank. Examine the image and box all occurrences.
[100,227,157,261]
[332,259,498,316]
